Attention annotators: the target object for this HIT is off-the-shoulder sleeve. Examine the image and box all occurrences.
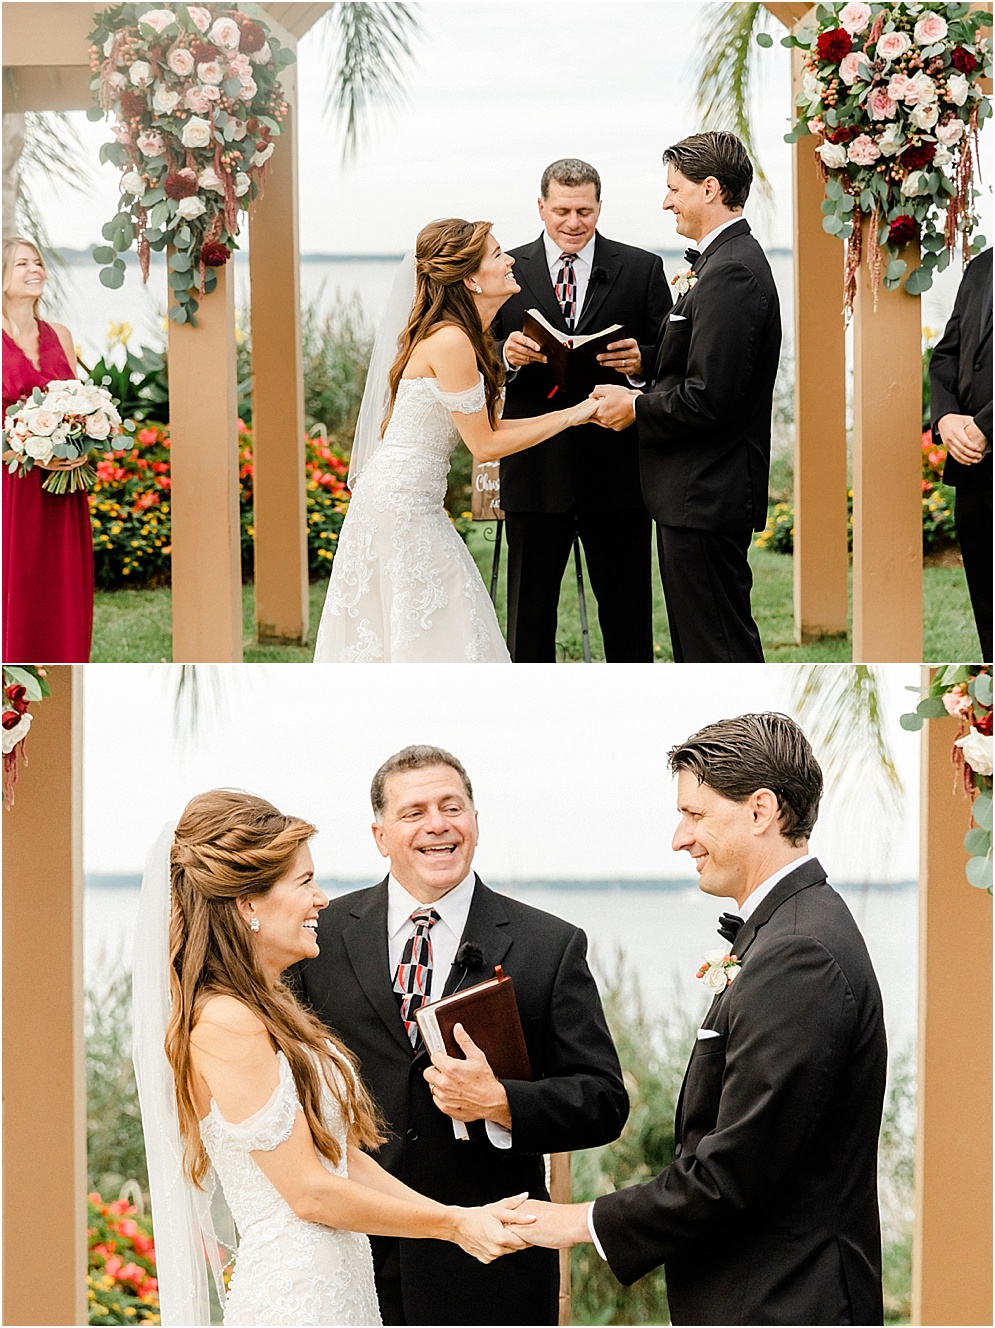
[209,1051,301,1153]
[430,375,486,415]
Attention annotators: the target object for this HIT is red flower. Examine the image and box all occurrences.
[951,45,978,75]
[191,39,217,63]
[826,125,856,145]
[888,215,919,246]
[120,89,148,117]
[2,710,21,730]
[239,19,267,53]
[975,710,993,736]
[201,241,231,267]
[899,141,936,171]
[816,27,852,63]
[165,170,199,200]
[5,684,28,713]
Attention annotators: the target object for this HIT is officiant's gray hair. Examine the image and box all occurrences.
[371,744,475,821]
[541,158,601,201]
[668,713,823,844]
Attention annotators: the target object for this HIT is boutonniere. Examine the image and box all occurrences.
[671,268,698,298]
[696,949,741,992]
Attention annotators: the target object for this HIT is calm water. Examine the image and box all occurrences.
[86,879,917,1054]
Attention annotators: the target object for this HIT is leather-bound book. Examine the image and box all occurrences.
[522,308,627,399]
[416,965,532,1141]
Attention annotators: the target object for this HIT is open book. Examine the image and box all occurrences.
[416,965,532,1141]
[522,308,627,398]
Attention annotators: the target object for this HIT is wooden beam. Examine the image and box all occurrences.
[913,690,993,1325]
[249,68,309,645]
[2,67,92,113]
[2,667,87,1327]
[761,2,814,27]
[550,1153,572,1325]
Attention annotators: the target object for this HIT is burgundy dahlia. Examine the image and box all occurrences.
[201,241,231,267]
[899,141,937,171]
[239,20,267,53]
[120,89,148,117]
[826,125,856,145]
[976,710,993,736]
[191,40,217,63]
[164,170,199,200]
[951,45,979,75]
[816,27,852,64]
[888,216,919,247]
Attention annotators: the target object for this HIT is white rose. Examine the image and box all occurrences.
[910,71,938,105]
[702,948,728,967]
[234,171,251,197]
[177,195,208,219]
[107,71,127,94]
[817,141,849,169]
[252,141,275,167]
[901,170,928,196]
[238,77,257,101]
[936,117,966,146]
[129,60,153,87]
[2,713,32,756]
[24,408,59,437]
[196,60,223,84]
[703,964,729,993]
[802,71,824,105]
[152,84,181,115]
[933,144,953,169]
[23,434,56,462]
[956,729,993,778]
[877,124,906,156]
[250,41,272,64]
[139,9,176,35]
[725,964,741,983]
[209,16,241,48]
[228,118,248,141]
[187,5,212,33]
[120,169,145,195]
[85,410,112,440]
[180,116,212,149]
[168,48,195,77]
[198,166,224,192]
[946,72,970,107]
[911,102,939,129]
[103,34,115,57]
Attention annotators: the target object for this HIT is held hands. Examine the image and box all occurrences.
[452,1194,535,1263]
[937,412,988,466]
[505,331,547,368]
[423,1024,512,1127]
[591,384,639,431]
[596,337,642,377]
[0,449,90,472]
[503,1198,592,1250]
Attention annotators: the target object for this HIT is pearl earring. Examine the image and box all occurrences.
[474,284,482,293]
[249,917,260,932]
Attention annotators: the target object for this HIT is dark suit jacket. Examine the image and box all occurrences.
[930,245,993,489]
[292,874,627,1326]
[492,232,671,513]
[634,218,781,534]
[592,858,887,1326]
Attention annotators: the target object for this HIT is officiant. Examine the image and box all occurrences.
[290,745,627,1326]
[491,159,671,662]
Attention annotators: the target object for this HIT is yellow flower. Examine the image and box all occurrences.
[107,321,134,348]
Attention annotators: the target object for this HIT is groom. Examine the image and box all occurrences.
[517,713,887,1326]
[592,132,781,662]
[293,745,627,1326]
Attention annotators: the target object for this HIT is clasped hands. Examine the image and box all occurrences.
[937,412,988,466]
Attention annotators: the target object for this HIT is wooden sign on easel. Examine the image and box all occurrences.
[470,459,503,521]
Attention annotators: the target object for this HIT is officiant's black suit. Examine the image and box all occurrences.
[292,874,627,1326]
[929,245,992,661]
[491,233,671,661]
[635,217,780,662]
[593,858,887,1326]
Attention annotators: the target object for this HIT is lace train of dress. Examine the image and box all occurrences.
[199,1050,381,1326]
[314,375,511,662]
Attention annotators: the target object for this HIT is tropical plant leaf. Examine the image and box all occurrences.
[315,2,423,163]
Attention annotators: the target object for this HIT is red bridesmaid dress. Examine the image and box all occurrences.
[2,320,95,663]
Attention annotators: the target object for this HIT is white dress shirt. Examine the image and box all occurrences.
[694,213,745,257]
[542,231,598,319]
[587,850,814,1256]
[387,873,512,1148]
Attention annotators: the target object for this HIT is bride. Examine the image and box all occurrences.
[313,218,599,663]
[133,790,531,1325]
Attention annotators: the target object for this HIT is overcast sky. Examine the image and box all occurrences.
[83,663,922,882]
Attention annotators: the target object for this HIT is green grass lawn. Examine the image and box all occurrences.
[91,529,978,663]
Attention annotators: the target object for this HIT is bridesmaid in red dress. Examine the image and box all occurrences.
[2,236,94,662]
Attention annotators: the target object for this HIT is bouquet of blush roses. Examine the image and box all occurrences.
[2,380,124,495]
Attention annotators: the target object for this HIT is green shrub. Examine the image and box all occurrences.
[300,294,373,438]
[86,969,147,1199]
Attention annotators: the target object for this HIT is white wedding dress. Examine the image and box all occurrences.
[313,374,511,663]
[199,1049,382,1326]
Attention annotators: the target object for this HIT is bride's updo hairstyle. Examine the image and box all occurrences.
[385,218,505,431]
[165,789,383,1186]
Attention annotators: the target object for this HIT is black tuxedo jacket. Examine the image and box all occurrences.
[292,874,627,1326]
[593,859,887,1326]
[930,245,993,490]
[491,232,671,513]
[635,218,781,534]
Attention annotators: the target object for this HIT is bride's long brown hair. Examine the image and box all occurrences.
[384,218,504,431]
[165,789,384,1187]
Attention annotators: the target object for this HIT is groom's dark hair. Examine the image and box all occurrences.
[668,713,823,844]
[663,131,753,209]
[371,745,475,821]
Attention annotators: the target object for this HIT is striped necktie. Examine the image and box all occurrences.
[393,908,441,1046]
[555,252,578,332]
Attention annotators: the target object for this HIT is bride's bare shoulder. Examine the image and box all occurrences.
[191,994,268,1056]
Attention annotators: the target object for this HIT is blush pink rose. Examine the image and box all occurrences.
[877,31,912,63]
[869,87,898,119]
[840,52,864,85]
[936,117,966,146]
[847,133,881,165]
[136,129,166,157]
[196,60,223,84]
[184,86,211,114]
[187,6,212,33]
[943,687,974,719]
[914,13,948,45]
[209,16,241,49]
[111,122,132,144]
[168,48,195,77]
[839,2,871,34]
[887,72,916,103]
[228,53,252,78]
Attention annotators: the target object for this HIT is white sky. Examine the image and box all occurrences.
[83,663,922,881]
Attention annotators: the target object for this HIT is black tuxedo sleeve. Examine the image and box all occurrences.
[503,928,628,1154]
[929,286,965,427]
[637,256,673,375]
[635,262,772,446]
[592,934,856,1285]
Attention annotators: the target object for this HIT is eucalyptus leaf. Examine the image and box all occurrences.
[886,260,908,282]
[149,202,170,230]
[91,245,115,264]
[822,215,843,236]
[86,105,106,123]
[964,827,991,857]
[101,221,119,241]
[168,269,193,289]
[972,674,993,707]
[838,194,855,214]
[899,713,924,732]
[973,793,993,832]
[917,696,949,718]
[168,251,193,272]
[169,305,188,324]
[966,855,993,892]
[2,666,46,701]
[99,267,125,289]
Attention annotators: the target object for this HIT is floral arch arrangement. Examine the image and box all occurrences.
[87,4,295,326]
[776,2,992,314]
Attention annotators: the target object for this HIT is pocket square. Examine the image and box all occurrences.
[696,1027,721,1040]
[668,313,687,322]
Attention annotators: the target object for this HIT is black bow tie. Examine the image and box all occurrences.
[717,912,744,947]
[684,246,701,265]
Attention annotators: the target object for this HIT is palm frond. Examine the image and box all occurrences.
[317,2,423,163]
[168,665,230,756]
[693,2,774,197]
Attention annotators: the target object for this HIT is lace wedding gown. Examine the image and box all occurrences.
[199,1049,382,1326]
[314,375,511,662]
